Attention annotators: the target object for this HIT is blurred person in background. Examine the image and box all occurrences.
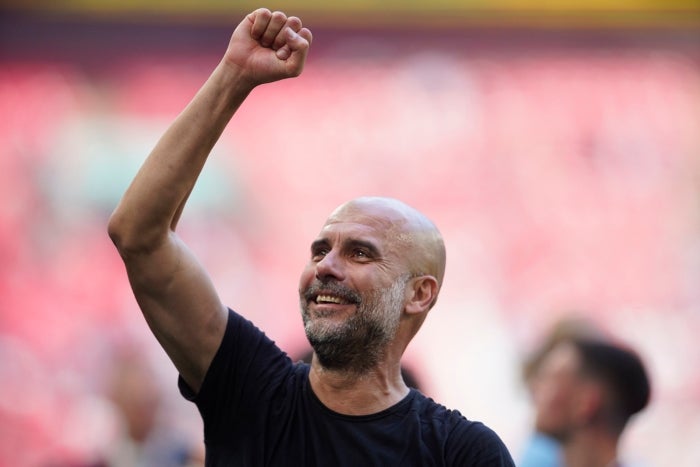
[94,349,203,467]
[107,7,514,466]
[529,332,651,467]
[519,316,607,467]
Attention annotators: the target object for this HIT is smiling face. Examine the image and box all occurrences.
[298,197,444,373]
[301,270,410,372]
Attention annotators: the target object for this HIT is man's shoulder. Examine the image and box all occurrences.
[409,390,486,437]
[410,391,515,465]
[410,390,471,425]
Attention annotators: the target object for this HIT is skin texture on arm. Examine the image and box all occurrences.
[107,8,312,393]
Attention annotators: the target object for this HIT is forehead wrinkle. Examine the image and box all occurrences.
[324,211,411,244]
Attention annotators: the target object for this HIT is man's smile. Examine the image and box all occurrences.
[315,294,350,305]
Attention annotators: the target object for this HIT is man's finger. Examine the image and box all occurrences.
[272,16,303,51]
[275,27,311,68]
[298,27,313,46]
[248,8,272,40]
[260,11,288,47]
[275,27,310,60]
[276,44,292,61]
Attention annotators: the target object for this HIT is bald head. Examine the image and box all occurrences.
[327,197,446,293]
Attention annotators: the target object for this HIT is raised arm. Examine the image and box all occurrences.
[107,8,312,392]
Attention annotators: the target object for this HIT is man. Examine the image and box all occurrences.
[531,335,651,467]
[108,8,514,466]
[519,316,607,467]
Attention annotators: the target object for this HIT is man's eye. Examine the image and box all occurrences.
[353,249,368,258]
[312,249,329,260]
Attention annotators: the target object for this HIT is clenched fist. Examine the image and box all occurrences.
[224,8,313,87]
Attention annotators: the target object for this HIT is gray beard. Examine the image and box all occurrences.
[300,276,408,374]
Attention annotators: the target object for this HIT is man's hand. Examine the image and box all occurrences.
[224,8,313,88]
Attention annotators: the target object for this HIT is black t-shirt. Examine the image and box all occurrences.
[180,309,515,466]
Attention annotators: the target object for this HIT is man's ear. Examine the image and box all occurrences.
[405,275,439,315]
[574,381,604,424]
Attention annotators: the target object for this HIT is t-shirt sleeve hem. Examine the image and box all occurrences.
[177,307,236,403]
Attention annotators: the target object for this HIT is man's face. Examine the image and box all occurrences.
[532,343,585,441]
[298,207,409,372]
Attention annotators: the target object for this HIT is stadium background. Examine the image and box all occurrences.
[1,1,699,465]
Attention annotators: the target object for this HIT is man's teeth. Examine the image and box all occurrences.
[316,295,348,305]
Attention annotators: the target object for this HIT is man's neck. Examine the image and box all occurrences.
[563,430,619,467]
[308,360,409,415]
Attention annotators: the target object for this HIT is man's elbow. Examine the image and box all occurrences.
[107,208,134,255]
[107,204,124,240]
[107,207,160,257]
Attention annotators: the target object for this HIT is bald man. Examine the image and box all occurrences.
[108,8,514,466]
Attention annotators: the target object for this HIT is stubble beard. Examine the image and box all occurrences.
[300,276,408,374]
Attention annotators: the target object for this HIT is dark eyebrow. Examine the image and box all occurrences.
[343,239,381,258]
[310,238,381,258]
[310,238,330,253]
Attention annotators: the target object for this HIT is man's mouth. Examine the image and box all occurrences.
[315,294,350,305]
[304,281,361,306]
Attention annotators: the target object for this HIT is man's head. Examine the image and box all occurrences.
[298,196,445,373]
[522,316,606,393]
[533,336,651,443]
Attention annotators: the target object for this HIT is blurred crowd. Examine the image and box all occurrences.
[2,18,700,466]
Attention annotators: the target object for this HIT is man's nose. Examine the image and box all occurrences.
[315,250,345,282]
